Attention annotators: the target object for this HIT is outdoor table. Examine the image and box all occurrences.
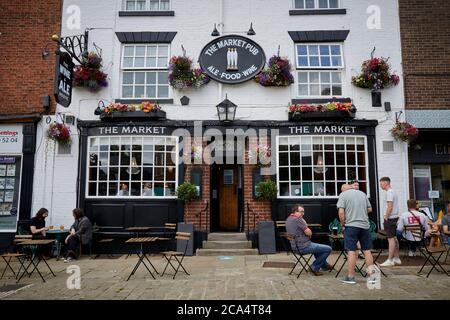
[125,237,159,280]
[125,227,152,259]
[46,229,70,260]
[16,239,56,283]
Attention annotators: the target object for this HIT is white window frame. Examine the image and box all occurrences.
[124,0,171,11]
[296,43,344,69]
[293,0,341,10]
[85,135,178,199]
[276,135,370,199]
[297,71,343,97]
[121,44,170,99]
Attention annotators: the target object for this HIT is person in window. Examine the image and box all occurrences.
[442,201,450,246]
[142,183,153,196]
[30,208,49,239]
[117,183,129,196]
[285,204,333,276]
[164,183,173,196]
[64,208,93,262]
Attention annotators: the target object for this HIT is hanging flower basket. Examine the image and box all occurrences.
[96,101,166,121]
[47,123,71,145]
[254,56,294,87]
[288,102,356,121]
[390,121,419,144]
[168,56,210,90]
[352,57,400,90]
[73,52,108,92]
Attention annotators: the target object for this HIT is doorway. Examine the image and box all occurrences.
[211,164,243,232]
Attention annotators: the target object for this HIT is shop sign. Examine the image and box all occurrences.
[54,51,74,108]
[428,190,439,199]
[286,125,358,135]
[91,125,169,136]
[0,125,23,154]
[434,144,450,155]
[199,35,266,84]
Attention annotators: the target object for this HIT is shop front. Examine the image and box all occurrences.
[410,130,450,218]
[77,118,379,247]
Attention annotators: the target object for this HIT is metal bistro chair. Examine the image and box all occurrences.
[405,225,449,278]
[161,232,191,279]
[157,223,177,252]
[438,226,449,265]
[281,234,313,278]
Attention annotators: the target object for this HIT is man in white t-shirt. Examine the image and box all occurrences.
[397,199,430,256]
[379,177,401,267]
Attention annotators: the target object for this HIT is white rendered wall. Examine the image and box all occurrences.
[31,0,408,227]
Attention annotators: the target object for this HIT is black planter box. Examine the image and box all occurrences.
[100,110,166,121]
[288,110,356,121]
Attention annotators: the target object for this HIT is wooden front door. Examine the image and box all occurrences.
[219,165,238,230]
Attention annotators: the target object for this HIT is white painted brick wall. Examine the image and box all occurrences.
[31,0,408,227]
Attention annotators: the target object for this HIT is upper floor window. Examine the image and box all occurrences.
[125,0,170,11]
[296,44,343,69]
[121,44,170,99]
[294,0,340,9]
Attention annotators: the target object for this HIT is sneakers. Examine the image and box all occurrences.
[379,259,395,267]
[64,256,75,263]
[393,257,402,265]
[408,251,416,257]
[341,276,357,285]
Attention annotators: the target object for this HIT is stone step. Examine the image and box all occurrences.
[195,248,259,256]
[202,240,253,249]
[207,233,247,241]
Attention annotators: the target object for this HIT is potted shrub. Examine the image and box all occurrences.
[352,57,400,106]
[176,182,199,202]
[255,180,278,201]
[73,52,108,92]
[254,55,294,87]
[288,102,356,121]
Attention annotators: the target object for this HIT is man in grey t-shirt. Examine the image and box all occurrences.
[336,184,376,284]
[285,204,332,276]
[379,177,401,267]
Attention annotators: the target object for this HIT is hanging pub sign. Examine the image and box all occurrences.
[199,35,266,84]
[54,51,74,108]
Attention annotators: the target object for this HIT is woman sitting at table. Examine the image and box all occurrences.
[64,208,93,262]
[30,208,49,239]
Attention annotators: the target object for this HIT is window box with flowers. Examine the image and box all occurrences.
[47,122,71,145]
[168,56,210,90]
[390,121,418,144]
[288,102,356,121]
[73,52,108,92]
[96,101,166,121]
[351,56,400,106]
[254,56,294,87]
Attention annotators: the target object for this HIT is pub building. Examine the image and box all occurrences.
[29,0,409,252]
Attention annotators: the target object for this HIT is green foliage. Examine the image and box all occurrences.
[176,182,199,202]
[255,180,278,201]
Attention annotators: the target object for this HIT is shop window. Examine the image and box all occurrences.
[296,44,343,97]
[87,136,178,198]
[121,44,170,99]
[294,0,340,9]
[277,135,369,198]
[124,0,170,11]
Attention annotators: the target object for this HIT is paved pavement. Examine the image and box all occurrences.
[1,252,449,300]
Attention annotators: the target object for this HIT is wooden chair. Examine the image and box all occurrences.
[157,223,177,252]
[161,232,191,279]
[275,221,289,254]
[280,233,313,278]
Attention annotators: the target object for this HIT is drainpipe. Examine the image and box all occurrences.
[218,0,223,102]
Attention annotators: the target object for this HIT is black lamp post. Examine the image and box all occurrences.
[216,96,237,122]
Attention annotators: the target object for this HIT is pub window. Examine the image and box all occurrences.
[121,44,170,99]
[86,136,178,198]
[124,0,170,11]
[293,0,340,9]
[296,44,343,97]
[277,135,369,198]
